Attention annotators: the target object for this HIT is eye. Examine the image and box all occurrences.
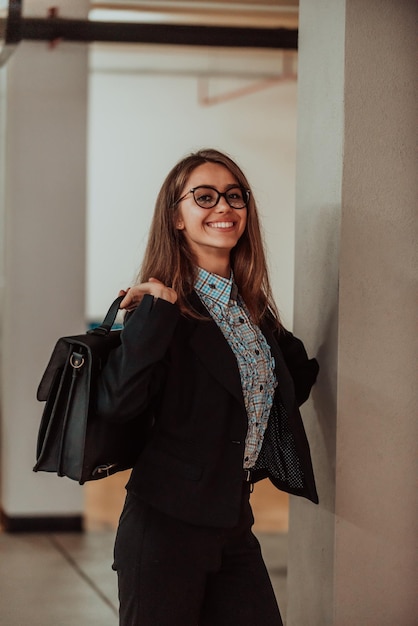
[227,189,244,201]
[197,193,214,203]
[194,187,217,206]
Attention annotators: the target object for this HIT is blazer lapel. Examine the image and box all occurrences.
[185,293,296,415]
[186,292,246,410]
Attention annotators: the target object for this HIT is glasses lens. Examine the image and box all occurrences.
[226,187,247,208]
[193,187,218,208]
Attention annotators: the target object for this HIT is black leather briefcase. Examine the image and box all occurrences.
[34,296,147,484]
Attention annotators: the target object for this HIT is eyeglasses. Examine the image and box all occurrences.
[175,185,250,210]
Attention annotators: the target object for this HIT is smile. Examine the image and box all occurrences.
[206,222,235,229]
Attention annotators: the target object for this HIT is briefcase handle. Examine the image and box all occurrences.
[87,295,125,336]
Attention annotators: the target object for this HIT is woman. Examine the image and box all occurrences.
[97,148,319,626]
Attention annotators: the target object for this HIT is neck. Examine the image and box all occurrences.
[194,250,231,278]
[198,259,230,278]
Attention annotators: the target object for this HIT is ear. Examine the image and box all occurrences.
[176,219,185,230]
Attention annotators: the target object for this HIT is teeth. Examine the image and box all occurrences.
[208,222,234,229]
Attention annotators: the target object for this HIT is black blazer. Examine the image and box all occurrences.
[97,293,319,528]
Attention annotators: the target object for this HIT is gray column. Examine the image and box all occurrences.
[287,0,418,624]
[0,1,89,529]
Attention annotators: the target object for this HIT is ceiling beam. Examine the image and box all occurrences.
[17,17,298,49]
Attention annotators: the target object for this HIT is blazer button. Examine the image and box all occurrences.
[231,440,241,445]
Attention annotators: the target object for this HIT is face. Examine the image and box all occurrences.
[175,162,247,271]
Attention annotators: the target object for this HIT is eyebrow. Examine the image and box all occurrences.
[192,183,241,190]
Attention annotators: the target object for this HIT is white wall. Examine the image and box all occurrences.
[87,45,298,328]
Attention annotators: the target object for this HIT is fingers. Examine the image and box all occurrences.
[151,282,178,304]
[118,280,177,310]
[119,298,135,311]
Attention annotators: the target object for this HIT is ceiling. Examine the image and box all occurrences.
[90,1,299,28]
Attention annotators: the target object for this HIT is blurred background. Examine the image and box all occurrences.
[1,1,417,625]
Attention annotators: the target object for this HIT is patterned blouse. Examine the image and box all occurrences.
[194,268,277,469]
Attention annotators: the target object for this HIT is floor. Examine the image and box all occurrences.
[0,474,289,625]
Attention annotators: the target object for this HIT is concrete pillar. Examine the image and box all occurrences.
[0,1,89,530]
[287,0,418,624]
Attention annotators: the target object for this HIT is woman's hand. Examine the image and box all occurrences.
[118,277,178,310]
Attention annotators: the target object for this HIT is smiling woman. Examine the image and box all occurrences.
[174,162,248,278]
[135,149,280,323]
[94,147,319,626]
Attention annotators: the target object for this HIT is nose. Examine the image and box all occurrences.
[215,193,231,211]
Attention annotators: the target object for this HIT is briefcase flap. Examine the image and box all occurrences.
[37,330,122,402]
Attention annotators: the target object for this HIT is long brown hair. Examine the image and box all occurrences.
[137,148,281,327]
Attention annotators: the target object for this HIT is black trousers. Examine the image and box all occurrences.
[112,485,283,626]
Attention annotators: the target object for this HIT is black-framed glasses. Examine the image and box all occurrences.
[175,185,250,210]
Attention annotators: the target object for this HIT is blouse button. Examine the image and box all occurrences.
[239,317,245,323]
[255,349,260,355]
[260,384,264,391]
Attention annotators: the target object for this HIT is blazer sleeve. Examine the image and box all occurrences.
[96,294,181,423]
[277,327,319,407]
